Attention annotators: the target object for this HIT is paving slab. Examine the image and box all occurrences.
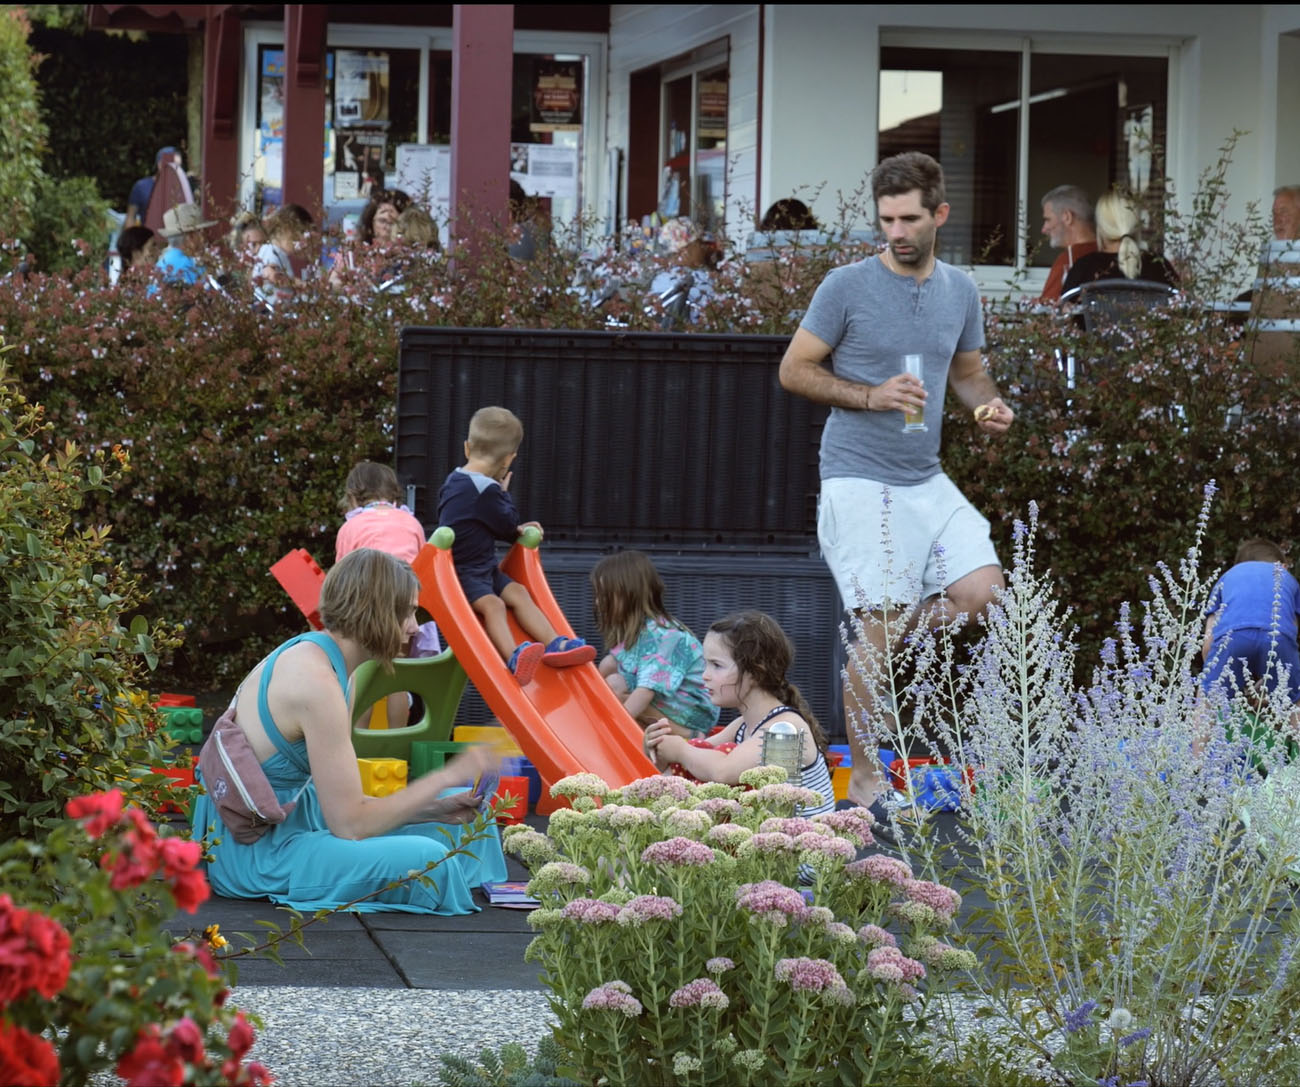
[375,929,543,989]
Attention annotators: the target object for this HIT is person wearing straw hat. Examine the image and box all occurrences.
[153,203,218,288]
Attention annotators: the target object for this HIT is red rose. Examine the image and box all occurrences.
[169,866,211,913]
[116,1026,184,1087]
[226,1012,255,1061]
[0,897,72,1003]
[169,1016,204,1063]
[0,1020,60,1087]
[66,789,125,837]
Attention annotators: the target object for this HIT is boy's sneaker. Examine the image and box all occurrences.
[508,642,544,685]
[542,636,596,668]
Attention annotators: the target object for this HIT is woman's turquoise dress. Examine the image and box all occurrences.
[191,633,507,914]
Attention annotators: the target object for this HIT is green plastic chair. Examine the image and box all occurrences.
[1223,708,1299,771]
[350,650,469,761]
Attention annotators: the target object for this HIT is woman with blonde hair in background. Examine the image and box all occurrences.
[1062,190,1178,293]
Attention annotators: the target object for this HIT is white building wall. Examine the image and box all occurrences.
[760,4,1300,233]
[607,5,760,244]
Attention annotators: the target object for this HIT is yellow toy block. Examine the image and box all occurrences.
[357,757,408,797]
[832,766,851,803]
[452,725,522,755]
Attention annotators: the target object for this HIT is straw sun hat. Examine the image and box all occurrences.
[159,203,218,238]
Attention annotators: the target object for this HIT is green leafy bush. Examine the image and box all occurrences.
[0,8,46,250]
[0,351,180,838]
[0,137,1293,692]
[26,172,112,273]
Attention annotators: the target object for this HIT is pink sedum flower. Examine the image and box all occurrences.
[736,832,797,857]
[616,895,684,926]
[904,879,962,921]
[706,956,735,974]
[774,956,851,997]
[846,854,913,887]
[669,978,730,1009]
[811,808,877,847]
[696,797,743,820]
[560,898,623,925]
[794,833,856,861]
[641,836,717,867]
[759,817,828,838]
[582,980,643,1017]
[619,776,694,803]
[857,924,897,949]
[867,945,927,984]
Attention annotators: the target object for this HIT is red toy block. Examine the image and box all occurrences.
[493,776,529,824]
[154,756,198,813]
[271,549,326,630]
[156,692,197,707]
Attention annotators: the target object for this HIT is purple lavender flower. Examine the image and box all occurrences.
[1120,1027,1152,1047]
[1064,1000,1098,1033]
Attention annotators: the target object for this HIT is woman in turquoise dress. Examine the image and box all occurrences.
[191,548,507,913]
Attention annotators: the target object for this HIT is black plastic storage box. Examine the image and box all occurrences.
[397,327,848,737]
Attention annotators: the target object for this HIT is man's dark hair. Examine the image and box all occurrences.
[871,152,947,213]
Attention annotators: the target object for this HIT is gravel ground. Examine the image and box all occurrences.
[228,987,558,1087]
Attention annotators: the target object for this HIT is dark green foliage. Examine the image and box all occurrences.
[27,172,113,272]
[0,8,46,246]
[0,351,180,838]
[30,23,188,211]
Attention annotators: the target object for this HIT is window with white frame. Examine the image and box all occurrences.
[878,40,1169,269]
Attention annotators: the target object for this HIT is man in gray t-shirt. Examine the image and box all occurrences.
[779,151,1014,826]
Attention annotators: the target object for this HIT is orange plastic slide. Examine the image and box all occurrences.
[412,532,658,805]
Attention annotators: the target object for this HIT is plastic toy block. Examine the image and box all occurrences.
[357,757,408,797]
[493,775,529,824]
[831,766,851,803]
[156,692,197,707]
[409,741,471,779]
[271,549,326,630]
[828,743,852,767]
[158,705,205,744]
[502,755,543,807]
[451,725,522,755]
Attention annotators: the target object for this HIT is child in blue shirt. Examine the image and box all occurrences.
[1201,538,1300,706]
[437,406,593,685]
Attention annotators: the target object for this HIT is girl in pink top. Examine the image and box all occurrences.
[336,462,427,564]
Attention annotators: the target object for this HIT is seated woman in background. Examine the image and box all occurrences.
[330,189,412,289]
[1062,190,1178,294]
[191,548,506,914]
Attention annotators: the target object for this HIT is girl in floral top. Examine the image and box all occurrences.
[591,550,719,738]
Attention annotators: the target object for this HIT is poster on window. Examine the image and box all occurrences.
[697,79,728,140]
[333,129,387,199]
[529,60,583,133]
[395,144,451,206]
[260,50,286,139]
[335,50,390,127]
[510,142,579,199]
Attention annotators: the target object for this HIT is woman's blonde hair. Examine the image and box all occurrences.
[318,548,417,665]
[590,550,682,652]
[1095,191,1143,279]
